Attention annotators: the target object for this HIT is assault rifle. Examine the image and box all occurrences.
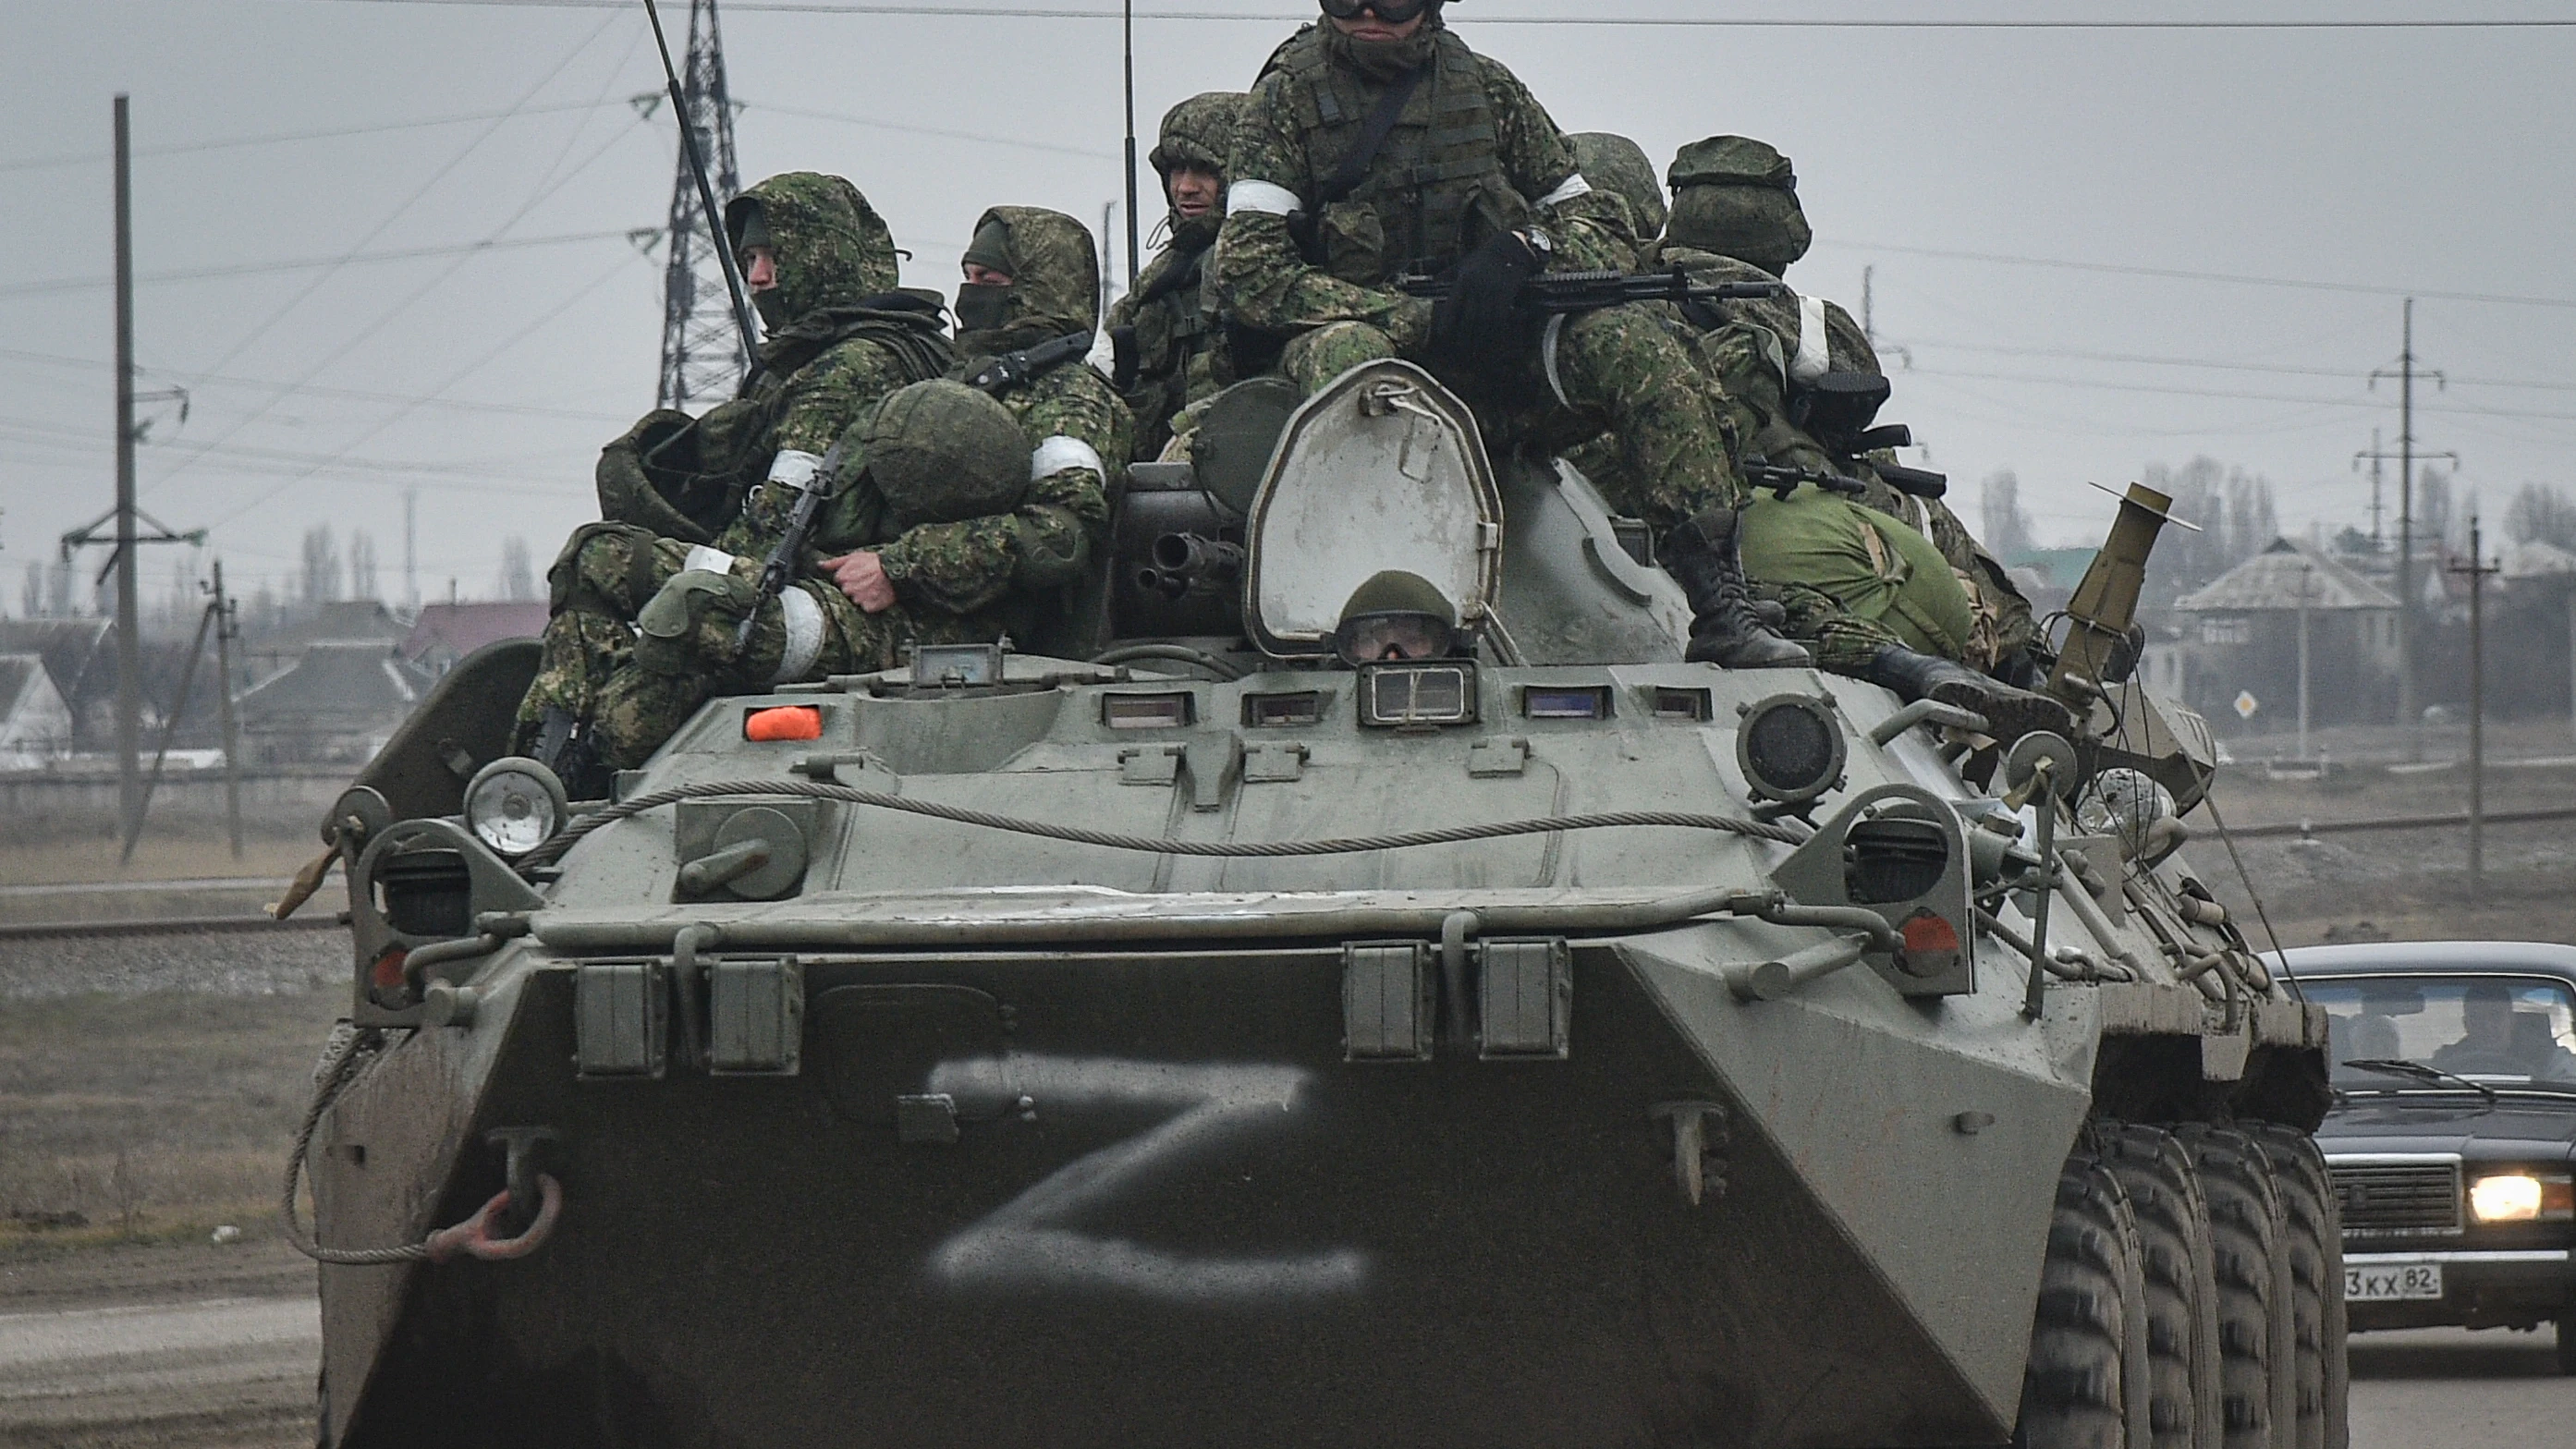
[966,331,1096,396]
[1742,455,1870,501]
[1395,265,1787,315]
[1744,455,1950,504]
[734,435,852,651]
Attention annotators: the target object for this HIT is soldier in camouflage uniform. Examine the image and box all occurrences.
[1655,136,2068,739]
[582,207,1129,769]
[510,172,953,787]
[1214,0,1802,668]
[1103,91,1246,462]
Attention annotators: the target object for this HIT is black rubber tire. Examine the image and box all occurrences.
[2094,1122,2223,1449]
[2173,1125,2283,1449]
[2018,1144,2152,1448]
[2558,1320,2576,1376]
[2247,1123,2349,1449]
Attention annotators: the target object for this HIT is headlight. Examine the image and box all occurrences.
[464,757,568,859]
[1736,693,1845,806]
[2468,1172,2575,1224]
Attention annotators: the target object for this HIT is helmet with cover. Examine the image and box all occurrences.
[1665,136,1811,274]
[858,379,1030,530]
[1569,132,1666,238]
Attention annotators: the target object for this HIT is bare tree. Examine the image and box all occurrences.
[2506,482,2576,551]
[498,537,536,603]
[299,526,342,604]
[1979,469,2038,561]
[348,530,380,602]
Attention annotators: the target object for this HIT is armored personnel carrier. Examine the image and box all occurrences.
[291,359,2340,1447]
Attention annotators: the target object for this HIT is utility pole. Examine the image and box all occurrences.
[61,97,202,849]
[113,93,140,843]
[2370,299,2452,761]
[2450,518,2498,903]
[403,486,418,613]
[654,0,745,409]
[1101,200,1117,322]
[211,560,242,859]
[2296,564,2313,762]
[2352,428,2386,546]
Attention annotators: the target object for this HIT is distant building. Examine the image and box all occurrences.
[0,619,115,745]
[0,652,75,769]
[235,640,433,764]
[398,602,549,676]
[2157,538,2400,733]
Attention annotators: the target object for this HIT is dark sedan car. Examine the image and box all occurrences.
[2287,940,2576,1373]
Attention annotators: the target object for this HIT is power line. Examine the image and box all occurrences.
[324,2,2576,29]
[202,251,646,527]
[1894,336,2576,395]
[0,100,630,174]
[1815,237,2576,310]
[749,100,1120,159]
[0,347,632,423]
[141,26,641,503]
[1900,364,2576,425]
[0,229,651,301]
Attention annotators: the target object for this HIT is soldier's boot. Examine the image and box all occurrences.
[1863,645,2075,746]
[529,705,612,802]
[1663,508,1812,669]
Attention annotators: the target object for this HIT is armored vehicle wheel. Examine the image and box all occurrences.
[2247,1124,2348,1449]
[2093,1123,2222,1449]
[2172,1126,2286,1449]
[2016,1145,2153,1448]
[2558,1320,2576,1376]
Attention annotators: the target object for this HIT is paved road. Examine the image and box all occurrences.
[2349,1325,2574,1445]
[0,1297,317,1448]
[0,1297,2566,1445]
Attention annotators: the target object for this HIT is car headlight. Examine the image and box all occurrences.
[2468,1172,2575,1224]
[464,757,568,859]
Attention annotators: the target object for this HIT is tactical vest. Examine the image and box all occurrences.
[1277,29,1512,285]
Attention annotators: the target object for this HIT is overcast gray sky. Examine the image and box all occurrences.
[4,1,2572,608]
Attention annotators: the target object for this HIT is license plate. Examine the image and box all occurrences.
[2346,1261,2444,1301]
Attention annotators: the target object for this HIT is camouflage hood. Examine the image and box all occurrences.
[725,172,902,334]
[1570,132,1666,239]
[1151,91,1246,249]
[953,205,1101,356]
[1664,136,1811,274]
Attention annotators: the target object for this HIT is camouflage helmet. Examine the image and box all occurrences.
[1149,92,1245,178]
[955,205,1103,348]
[724,172,900,329]
[859,379,1030,529]
[1569,132,1666,238]
[1665,136,1811,274]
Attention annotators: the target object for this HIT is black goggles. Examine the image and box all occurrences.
[1320,0,1435,23]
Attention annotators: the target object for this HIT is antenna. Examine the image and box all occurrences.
[646,0,760,406]
[1123,0,1141,288]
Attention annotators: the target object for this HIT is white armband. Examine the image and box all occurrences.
[1537,173,1594,210]
[1032,434,1105,481]
[1084,327,1118,381]
[682,545,739,577]
[766,448,824,493]
[768,587,825,685]
[1227,179,1304,217]
[1790,293,1831,384]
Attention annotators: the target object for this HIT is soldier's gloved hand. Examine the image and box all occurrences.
[823,552,896,613]
[1427,231,1543,385]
